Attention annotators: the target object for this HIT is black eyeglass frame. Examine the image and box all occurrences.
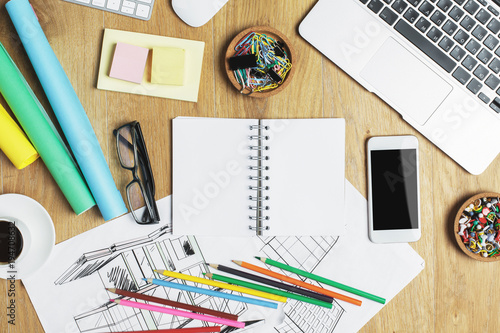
[114,121,160,224]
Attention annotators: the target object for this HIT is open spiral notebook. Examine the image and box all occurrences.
[172,117,346,236]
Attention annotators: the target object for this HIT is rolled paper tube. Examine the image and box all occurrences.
[6,0,127,221]
[0,103,39,169]
[0,43,95,214]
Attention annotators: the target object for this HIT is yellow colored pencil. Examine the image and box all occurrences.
[154,269,287,303]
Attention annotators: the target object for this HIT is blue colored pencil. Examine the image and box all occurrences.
[143,278,278,309]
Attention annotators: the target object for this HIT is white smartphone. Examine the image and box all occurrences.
[367,135,421,243]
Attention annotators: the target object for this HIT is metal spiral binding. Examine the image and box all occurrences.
[248,124,270,234]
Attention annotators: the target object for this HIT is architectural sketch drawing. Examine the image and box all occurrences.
[55,228,342,333]
[56,228,248,332]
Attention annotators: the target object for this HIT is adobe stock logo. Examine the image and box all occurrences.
[340,21,381,62]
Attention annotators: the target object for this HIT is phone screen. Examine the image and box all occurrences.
[370,149,418,230]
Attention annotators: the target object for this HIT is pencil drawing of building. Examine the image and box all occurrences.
[55,224,343,332]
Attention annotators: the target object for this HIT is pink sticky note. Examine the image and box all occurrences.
[109,42,149,84]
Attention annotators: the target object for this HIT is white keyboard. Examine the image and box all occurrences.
[63,0,155,20]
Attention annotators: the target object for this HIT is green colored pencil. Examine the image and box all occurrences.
[255,256,386,304]
[204,273,332,309]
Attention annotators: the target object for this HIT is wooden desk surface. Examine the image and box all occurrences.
[1,0,499,332]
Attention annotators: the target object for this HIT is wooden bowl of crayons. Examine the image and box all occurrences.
[454,192,500,262]
[225,26,296,98]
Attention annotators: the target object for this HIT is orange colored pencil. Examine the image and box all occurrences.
[232,260,362,306]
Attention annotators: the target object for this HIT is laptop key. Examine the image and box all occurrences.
[451,45,466,60]
[462,55,478,70]
[416,17,431,32]
[478,92,490,103]
[464,0,480,15]
[460,15,476,31]
[380,7,399,25]
[431,10,447,25]
[449,6,465,21]
[443,19,459,35]
[394,20,457,72]
[485,74,500,89]
[476,9,491,25]
[368,0,384,13]
[419,1,435,16]
[484,34,499,50]
[454,29,469,45]
[473,64,489,80]
[453,66,472,84]
[477,48,492,63]
[487,5,499,16]
[428,26,444,42]
[453,0,465,4]
[489,58,500,73]
[489,97,500,113]
[472,25,487,40]
[392,0,408,14]
[408,0,423,6]
[404,8,420,23]
[466,39,481,54]
[466,78,482,94]
[437,0,453,12]
[487,18,500,34]
[439,35,455,51]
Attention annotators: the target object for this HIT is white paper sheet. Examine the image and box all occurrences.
[23,180,424,333]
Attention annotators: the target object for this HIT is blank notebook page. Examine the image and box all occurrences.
[172,117,345,236]
[261,118,345,235]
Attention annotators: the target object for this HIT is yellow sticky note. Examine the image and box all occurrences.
[151,47,185,86]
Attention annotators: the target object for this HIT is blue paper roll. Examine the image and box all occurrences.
[6,0,127,221]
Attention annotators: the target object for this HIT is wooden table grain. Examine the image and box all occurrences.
[0,0,499,332]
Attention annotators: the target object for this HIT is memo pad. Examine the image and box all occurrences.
[97,29,205,102]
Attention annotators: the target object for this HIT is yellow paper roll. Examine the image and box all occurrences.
[0,103,39,169]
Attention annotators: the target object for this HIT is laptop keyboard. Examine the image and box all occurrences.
[63,0,155,21]
[361,0,500,113]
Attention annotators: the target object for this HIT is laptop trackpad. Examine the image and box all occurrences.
[360,38,452,126]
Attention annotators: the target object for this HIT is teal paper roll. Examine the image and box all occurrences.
[6,0,127,221]
[0,43,96,214]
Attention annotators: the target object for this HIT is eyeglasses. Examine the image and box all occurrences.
[114,121,160,224]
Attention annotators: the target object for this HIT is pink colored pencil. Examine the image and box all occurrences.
[110,299,245,328]
[108,327,221,333]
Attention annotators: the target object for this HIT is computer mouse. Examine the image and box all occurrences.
[172,0,229,27]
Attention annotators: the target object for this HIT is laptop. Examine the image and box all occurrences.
[299,0,500,175]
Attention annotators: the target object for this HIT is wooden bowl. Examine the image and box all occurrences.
[225,26,296,98]
[454,192,500,262]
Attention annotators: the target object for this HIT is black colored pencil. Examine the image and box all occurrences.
[208,263,334,303]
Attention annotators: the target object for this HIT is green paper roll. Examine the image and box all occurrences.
[0,43,96,214]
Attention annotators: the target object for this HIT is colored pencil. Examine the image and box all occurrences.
[256,256,386,304]
[232,260,362,306]
[205,273,332,309]
[143,278,278,309]
[111,299,245,328]
[107,288,238,320]
[106,327,221,333]
[155,269,287,303]
[208,263,333,303]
